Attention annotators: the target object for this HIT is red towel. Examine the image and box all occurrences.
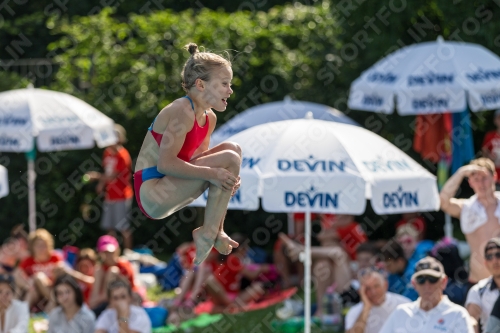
[413,113,452,163]
[194,287,298,315]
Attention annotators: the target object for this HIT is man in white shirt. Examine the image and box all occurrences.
[94,279,151,333]
[345,267,411,333]
[379,256,474,333]
[466,237,500,333]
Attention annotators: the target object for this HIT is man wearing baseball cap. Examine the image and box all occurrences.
[466,237,500,333]
[379,256,474,333]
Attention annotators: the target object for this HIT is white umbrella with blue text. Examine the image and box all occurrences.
[216,117,440,333]
[0,85,117,231]
[347,36,500,237]
[348,36,500,114]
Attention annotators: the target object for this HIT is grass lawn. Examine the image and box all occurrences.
[29,287,342,333]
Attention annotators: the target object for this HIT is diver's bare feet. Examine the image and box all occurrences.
[193,227,215,265]
[214,232,239,255]
[279,233,303,262]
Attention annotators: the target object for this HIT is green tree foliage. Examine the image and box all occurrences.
[3,4,340,251]
[3,1,500,249]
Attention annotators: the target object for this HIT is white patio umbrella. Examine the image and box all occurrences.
[210,97,359,147]
[192,103,357,212]
[0,86,118,231]
[211,117,440,332]
[347,36,500,237]
[348,36,500,114]
[0,165,8,199]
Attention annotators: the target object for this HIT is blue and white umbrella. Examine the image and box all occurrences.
[0,165,8,199]
[348,36,500,114]
[193,118,439,214]
[210,98,358,147]
[202,118,439,333]
[0,86,117,152]
[0,86,117,231]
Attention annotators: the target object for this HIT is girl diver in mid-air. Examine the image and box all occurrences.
[134,43,241,265]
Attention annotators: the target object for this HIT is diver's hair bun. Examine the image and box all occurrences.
[185,43,199,56]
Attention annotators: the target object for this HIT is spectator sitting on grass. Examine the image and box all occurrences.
[0,224,29,275]
[48,274,95,333]
[94,279,151,333]
[89,235,137,317]
[76,249,97,305]
[379,257,474,333]
[16,229,94,312]
[395,224,434,271]
[380,240,418,301]
[345,267,410,333]
[0,273,28,333]
[342,242,383,307]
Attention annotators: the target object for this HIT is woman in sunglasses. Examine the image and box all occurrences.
[380,257,474,333]
[465,237,500,333]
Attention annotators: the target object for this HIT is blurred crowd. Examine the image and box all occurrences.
[1,111,500,333]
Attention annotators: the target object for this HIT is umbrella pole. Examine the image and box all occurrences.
[444,213,453,238]
[27,159,36,233]
[304,211,311,333]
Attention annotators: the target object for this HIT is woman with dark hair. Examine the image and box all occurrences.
[0,273,29,333]
[47,275,95,333]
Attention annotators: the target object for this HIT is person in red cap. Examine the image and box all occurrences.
[89,235,136,317]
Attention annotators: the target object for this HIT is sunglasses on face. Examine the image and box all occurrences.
[415,275,440,285]
[485,252,500,261]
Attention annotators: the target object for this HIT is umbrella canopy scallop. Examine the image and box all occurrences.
[348,36,500,114]
[0,87,117,152]
[192,118,440,215]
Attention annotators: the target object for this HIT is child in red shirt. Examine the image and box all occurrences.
[17,229,93,312]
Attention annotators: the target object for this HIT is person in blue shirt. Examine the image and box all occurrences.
[381,240,418,300]
[395,224,434,270]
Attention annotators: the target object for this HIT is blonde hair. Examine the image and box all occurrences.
[396,224,418,239]
[181,43,231,92]
[470,157,496,175]
[114,124,127,144]
[78,248,97,263]
[28,228,54,255]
